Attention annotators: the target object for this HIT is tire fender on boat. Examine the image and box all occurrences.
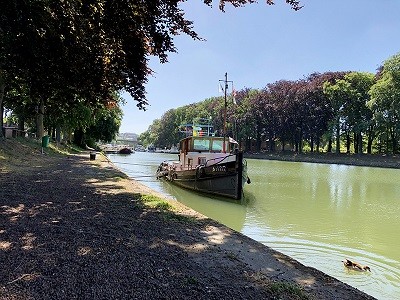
[196,165,206,179]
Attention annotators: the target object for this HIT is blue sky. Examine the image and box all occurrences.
[119,0,400,134]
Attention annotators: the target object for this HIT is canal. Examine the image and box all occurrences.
[108,152,400,300]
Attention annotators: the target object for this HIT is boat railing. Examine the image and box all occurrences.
[205,154,235,167]
[161,159,180,166]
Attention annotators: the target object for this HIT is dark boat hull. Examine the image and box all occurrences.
[158,152,247,200]
[172,172,244,199]
[118,148,133,154]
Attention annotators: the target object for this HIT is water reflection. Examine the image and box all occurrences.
[163,182,248,232]
[245,159,400,300]
[108,153,400,300]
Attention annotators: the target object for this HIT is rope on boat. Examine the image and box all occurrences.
[112,162,157,167]
[205,154,233,166]
[127,175,159,182]
[128,175,156,178]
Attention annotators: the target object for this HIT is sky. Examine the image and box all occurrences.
[119,0,400,134]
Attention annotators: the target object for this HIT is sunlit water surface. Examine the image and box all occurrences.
[108,152,400,300]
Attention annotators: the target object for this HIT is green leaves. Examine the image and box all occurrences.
[1,0,302,113]
[368,53,400,153]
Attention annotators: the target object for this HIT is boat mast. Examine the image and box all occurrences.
[223,73,228,153]
[220,72,232,153]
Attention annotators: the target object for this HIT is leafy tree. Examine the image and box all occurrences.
[0,71,4,135]
[233,89,259,151]
[267,80,298,151]
[138,130,152,148]
[259,89,280,152]
[340,72,375,154]
[157,109,181,148]
[323,79,349,153]
[1,78,35,135]
[304,72,347,152]
[368,52,400,154]
[1,0,197,108]
[86,105,123,145]
[323,72,375,154]
[140,119,162,148]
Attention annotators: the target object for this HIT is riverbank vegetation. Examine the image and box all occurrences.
[140,52,400,156]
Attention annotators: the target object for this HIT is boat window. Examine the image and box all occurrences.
[198,157,206,165]
[211,140,224,152]
[180,139,188,153]
[193,139,210,151]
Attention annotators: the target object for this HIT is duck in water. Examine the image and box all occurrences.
[342,258,371,272]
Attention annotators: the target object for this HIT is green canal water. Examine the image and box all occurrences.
[109,152,400,300]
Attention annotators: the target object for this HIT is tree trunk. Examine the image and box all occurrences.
[328,139,332,153]
[256,121,262,152]
[353,132,358,154]
[367,128,374,154]
[335,117,340,154]
[316,136,321,153]
[298,130,303,153]
[63,129,73,144]
[271,139,276,152]
[268,134,275,152]
[56,126,61,143]
[256,137,261,152]
[367,138,373,154]
[0,72,5,139]
[18,116,25,137]
[36,99,45,139]
[391,131,397,155]
[346,132,350,154]
[378,137,383,154]
[256,133,261,152]
[386,127,390,154]
[73,128,85,147]
[246,137,251,152]
[358,132,363,154]
[310,136,314,153]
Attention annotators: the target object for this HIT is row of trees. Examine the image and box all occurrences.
[141,52,400,155]
[1,1,299,144]
[4,91,124,147]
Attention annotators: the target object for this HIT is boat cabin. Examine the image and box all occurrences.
[180,136,232,154]
[177,136,237,170]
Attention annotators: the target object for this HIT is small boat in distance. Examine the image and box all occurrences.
[101,144,134,154]
[156,135,250,200]
[118,147,133,154]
